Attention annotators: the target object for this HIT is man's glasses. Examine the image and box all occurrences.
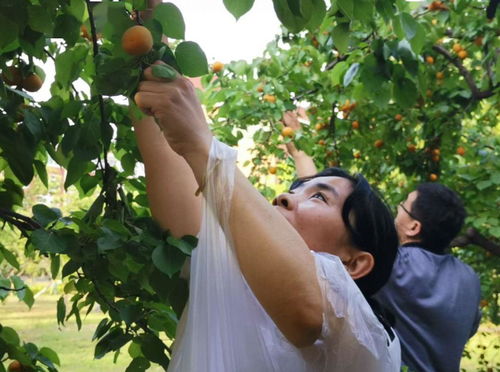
[399,203,420,221]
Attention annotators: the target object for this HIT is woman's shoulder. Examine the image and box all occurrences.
[312,251,400,365]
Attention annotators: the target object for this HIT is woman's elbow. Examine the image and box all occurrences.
[286,305,323,348]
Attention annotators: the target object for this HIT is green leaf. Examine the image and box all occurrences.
[95,328,133,359]
[332,23,350,54]
[166,235,197,255]
[153,3,185,39]
[398,39,418,76]
[28,5,53,34]
[400,12,417,40]
[393,76,418,108]
[50,254,60,279]
[223,0,255,19]
[34,160,48,188]
[175,41,208,77]
[0,326,20,345]
[93,318,112,341]
[32,204,61,228]
[337,0,354,19]
[151,64,178,81]
[353,0,375,25]
[53,14,81,48]
[126,357,151,372]
[476,180,492,190]
[0,14,18,50]
[0,244,20,270]
[272,0,309,32]
[375,0,395,21]
[140,334,169,367]
[31,229,69,254]
[305,0,326,30]
[64,157,91,189]
[57,296,66,325]
[55,45,88,88]
[343,62,360,86]
[329,61,348,86]
[39,347,60,366]
[62,259,80,277]
[152,244,186,277]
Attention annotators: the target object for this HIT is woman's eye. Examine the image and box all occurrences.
[312,192,326,202]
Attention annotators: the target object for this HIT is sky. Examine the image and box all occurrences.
[168,0,282,63]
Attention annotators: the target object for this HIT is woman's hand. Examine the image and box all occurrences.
[134,61,213,160]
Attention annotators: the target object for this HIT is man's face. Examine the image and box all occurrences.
[395,190,419,240]
[273,176,354,258]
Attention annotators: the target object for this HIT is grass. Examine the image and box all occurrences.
[1,294,164,372]
[1,293,499,371]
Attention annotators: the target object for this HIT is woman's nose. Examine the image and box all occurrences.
[273,193,294,210]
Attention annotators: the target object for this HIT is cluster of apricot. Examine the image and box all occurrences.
[428,1,449,11]
[1,65,44,92]
[339,100,356,119]
[452,43,468,60]
[6,360,32,372]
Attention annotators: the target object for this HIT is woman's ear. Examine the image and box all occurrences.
[344,251,375,280]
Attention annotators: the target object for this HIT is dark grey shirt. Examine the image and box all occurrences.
[374,245,481,372]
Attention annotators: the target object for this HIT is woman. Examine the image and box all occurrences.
[133,62,400,371]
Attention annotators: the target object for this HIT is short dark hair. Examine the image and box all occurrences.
[290,168,399,297]
[411,183,466,253]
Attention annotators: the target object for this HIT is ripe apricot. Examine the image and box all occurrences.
[212,61,224,73]
[80,25,91,41]
[426,89,433,98]
[263,94,276,103]
[407,144,416,152]
[352,120,360,129]
[8,360,23,372]
[456,146,466,156]
[426,56,435,64]
[318,139,326,146]
[473,36,483,46]
[429,173,438,181]
[353,151,361,159]
[268,166,277,175]
[432,155,440,162]
[22,73,43,92]
[395,114,403,121]
[432,148,440,156]
[315,123,324,131]
[457,50,468,59]
[2,66,23,86]
[436,71,444,79]
[452,43,462,53]
[374,139,384,148]
[121,25,153,56]
[281,127,295,138]
[256,85,264,93]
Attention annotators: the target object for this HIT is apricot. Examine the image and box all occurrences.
[122,25,153,56]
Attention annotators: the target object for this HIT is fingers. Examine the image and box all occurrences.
[143,60,178,82]
[134,91,158,116]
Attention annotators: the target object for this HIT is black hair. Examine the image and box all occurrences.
[290,167,399,297]
[411,183,466,254]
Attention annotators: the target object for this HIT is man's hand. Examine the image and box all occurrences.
[134,61,212,160]
[282,111,301,131]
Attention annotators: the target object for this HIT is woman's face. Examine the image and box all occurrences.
[273,176,354,258]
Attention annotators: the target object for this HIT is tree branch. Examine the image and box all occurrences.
[0,208,41,233]
[451,227,500,256]
[432,44,497,100]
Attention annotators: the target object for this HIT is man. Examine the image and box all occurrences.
[374,183,482,372]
